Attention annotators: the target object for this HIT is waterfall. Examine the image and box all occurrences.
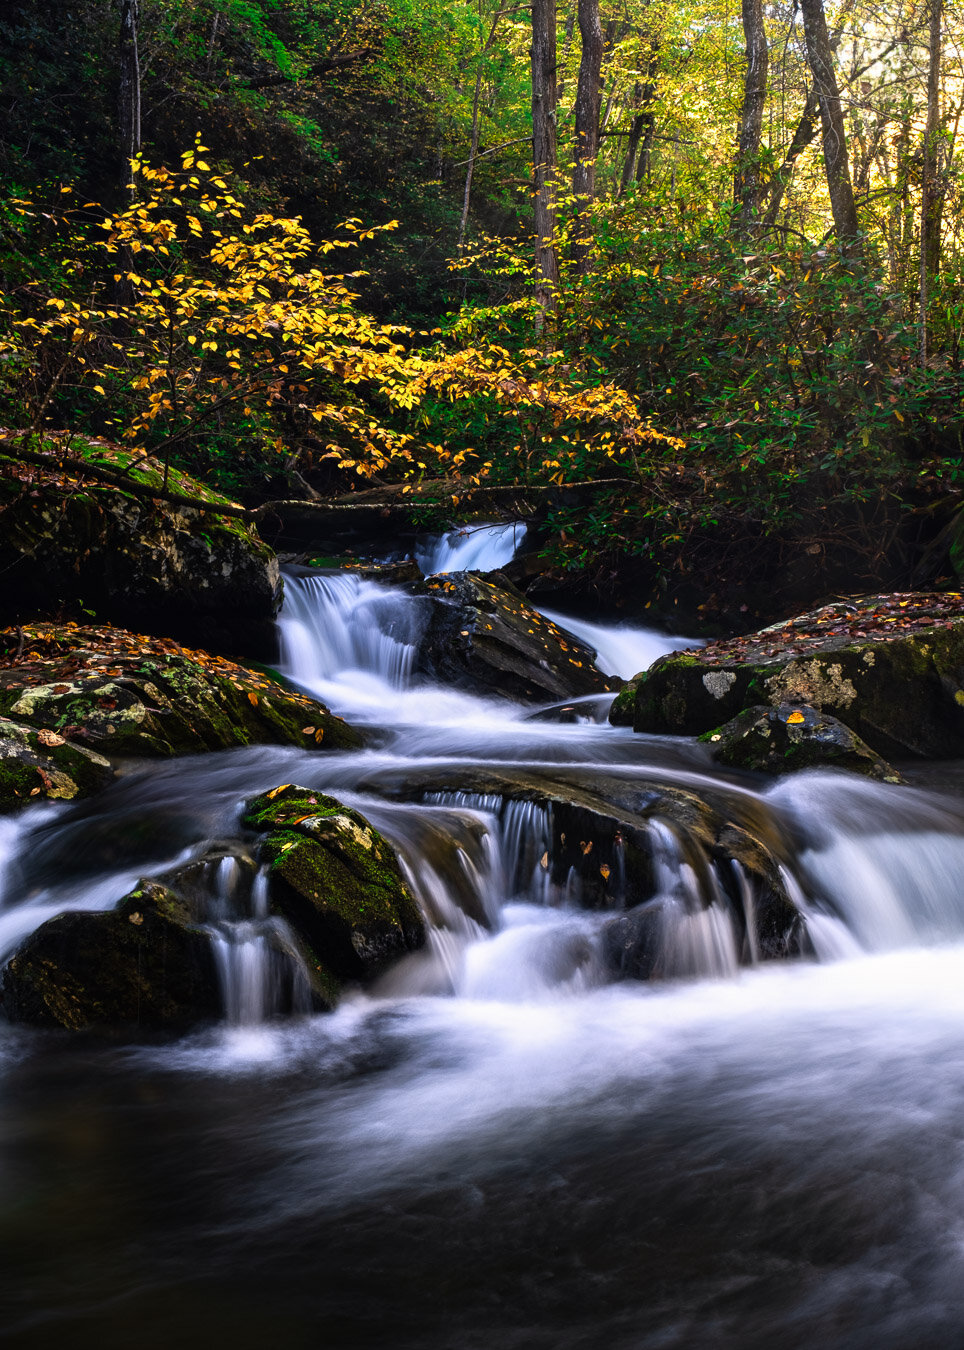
[204,856,313,1026]
[279,571,423,691]
[537,606,702,679]
[415,521,527,575]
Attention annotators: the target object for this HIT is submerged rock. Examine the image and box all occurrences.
[0,881,220,1031]
[243,785,426,990]
[706,704,903,781]
[0,442,280,660]
[626,592,964,760]
[0,624,360,797]
[0,716,113,812]
[416,573,614,703]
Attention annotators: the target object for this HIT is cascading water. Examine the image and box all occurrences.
[205,857,313,1026]
[415,521,527,575]
[7,552,964,1347]
[538,606,702,679]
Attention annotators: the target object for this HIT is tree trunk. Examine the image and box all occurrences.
[115,0,141,312]
[118,0,141,184]
[458,70,485,249]
[572,0,603,269]
[618,46,659,194]
[733,0,768,232]
[799,0,860,247]
[762,89,819,230]
[920,0,943,364]
[761,0,854,230]
[531,0,560,310]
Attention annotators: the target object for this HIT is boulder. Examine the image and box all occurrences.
[0,716,113,812]
[626,592,964,759]
[0,623,360,794]
[243,786,426,988]
[0,440,280,660]
[415,573,614,703]
[706,703,902,781]
[0,880,220,1031]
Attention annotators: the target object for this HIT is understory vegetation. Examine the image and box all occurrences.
[2,0,963,599]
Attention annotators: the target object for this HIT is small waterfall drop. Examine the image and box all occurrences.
[279,571,423,690]
[204,855,313,1026]
[415,521,527,575]
[537,607,702,679]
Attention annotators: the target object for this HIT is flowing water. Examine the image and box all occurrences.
[4,527,964,1348]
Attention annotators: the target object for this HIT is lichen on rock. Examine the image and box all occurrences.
[0,716,113,812]
[625,592,964,760]
[0,624,361,804]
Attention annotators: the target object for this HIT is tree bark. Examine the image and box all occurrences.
[531,0,560,310]
[920,0,943,363]
[458,5,510,249]
[733,0,768,232]
[571,0,603,269]
[118,0,141,184]
[799,0,860,247]
[618,44,659,195]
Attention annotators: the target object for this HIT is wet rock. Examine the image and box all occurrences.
[355,761,805,958]
[243,785,426,987]
[629,592,964,759]
[705,704,902,781]
[415,573,614,704]
[0,623,360,778]
[0,447,280,660]
[608,675,642,726]
[0,881,220,1031]
[0,716,113,812]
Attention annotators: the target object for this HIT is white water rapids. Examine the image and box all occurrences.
[4,523,964,1347]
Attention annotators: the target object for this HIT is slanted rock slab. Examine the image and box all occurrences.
[416,573,614,703]
[0,440,280,660]
[0,716,113,812]
[243,785,426,989]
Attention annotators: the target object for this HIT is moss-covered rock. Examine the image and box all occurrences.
[0,439,279,659]
[609,674,643,726]
[0,881,220,1031]
[0,716,113,811]
[243,785,426,988]
[0,623,360,779]
[705,703,902,781]
[630,593,964,759]
[416,573,614,704]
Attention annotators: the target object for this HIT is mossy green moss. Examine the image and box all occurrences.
[243,785,425,985]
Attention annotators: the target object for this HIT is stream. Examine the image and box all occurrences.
[4,526,964,1348]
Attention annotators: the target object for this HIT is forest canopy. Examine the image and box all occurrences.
[1,0,963,585]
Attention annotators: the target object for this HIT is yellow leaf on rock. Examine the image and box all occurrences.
[786,710,806,724]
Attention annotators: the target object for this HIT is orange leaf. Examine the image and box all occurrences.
[247,691,259,706]
[786,710,805,724]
